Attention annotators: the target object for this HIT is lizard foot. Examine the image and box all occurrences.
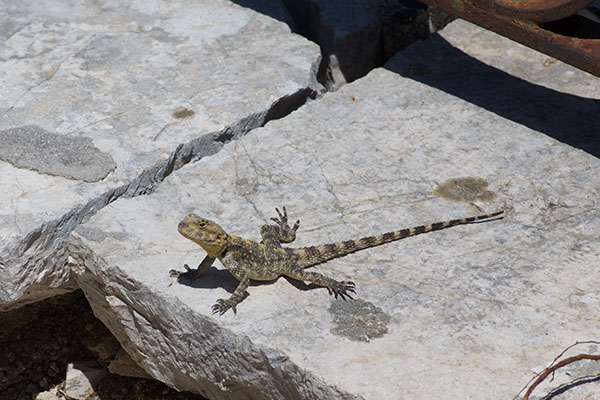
[169,264,196,282]
[271,206,300,242]
[212,298,238,316]
[327,280,356,300]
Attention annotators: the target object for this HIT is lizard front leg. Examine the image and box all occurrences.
[283,266,356,300]
[170,255,215,281]
[212,258,250,316]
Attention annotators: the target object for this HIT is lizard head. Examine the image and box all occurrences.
[178,214,228,257]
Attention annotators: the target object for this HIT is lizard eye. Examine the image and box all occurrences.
[198,222,206,228]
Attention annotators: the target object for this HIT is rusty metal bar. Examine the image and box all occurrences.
[419,0,600,77]
[488,0,596,22]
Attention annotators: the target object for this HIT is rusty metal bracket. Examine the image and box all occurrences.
[419,0,600,77]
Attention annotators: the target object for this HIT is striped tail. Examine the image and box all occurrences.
[292,210,503,268]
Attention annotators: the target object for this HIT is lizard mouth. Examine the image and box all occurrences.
[177,221,193,238]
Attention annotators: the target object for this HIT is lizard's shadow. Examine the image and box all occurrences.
[173,266,320,294]
[282,277,320,292]
[173,267,238,293]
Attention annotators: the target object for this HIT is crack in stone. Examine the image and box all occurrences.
[3,78,319,306]
[73,112,125,134]
[318,163,345,220]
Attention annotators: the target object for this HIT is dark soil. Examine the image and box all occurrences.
[0,290,207,400]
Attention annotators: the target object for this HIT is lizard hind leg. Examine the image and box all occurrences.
[283,266,356,300]
[261,206,300,246]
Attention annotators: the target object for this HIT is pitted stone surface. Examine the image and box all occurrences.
[328,299,391,342]
[0,126,116,182]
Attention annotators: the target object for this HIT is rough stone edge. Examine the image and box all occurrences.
[0,83,322,310]
[67,236,362,400]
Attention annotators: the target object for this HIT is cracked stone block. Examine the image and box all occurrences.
[0,0,321,309]
[68,20,600,400]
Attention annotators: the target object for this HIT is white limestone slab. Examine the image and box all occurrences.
[0,0,321,308]
[69,20,600,400]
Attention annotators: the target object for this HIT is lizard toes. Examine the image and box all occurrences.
[273,207,288,224]
[279,206,288,220]
[328,281,356,300]
[169,264,193,280]
[211,298,236,316]
[341,280,356,289]
[337,288,354,301]
[270,217,281,225]
[211,301,225,315]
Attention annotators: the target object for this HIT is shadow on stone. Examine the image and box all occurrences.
[172,266,303,294]
[385,34,600,158]
[282,276,321,292]
[171,267,239,293]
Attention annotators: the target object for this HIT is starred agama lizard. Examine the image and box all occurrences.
[170,207,503,315]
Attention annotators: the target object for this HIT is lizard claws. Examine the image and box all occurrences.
[271,206,300,232]
[211,298,238,316]
[169,264,195,281]
[328,280,356,300]
[270,206,300,243]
